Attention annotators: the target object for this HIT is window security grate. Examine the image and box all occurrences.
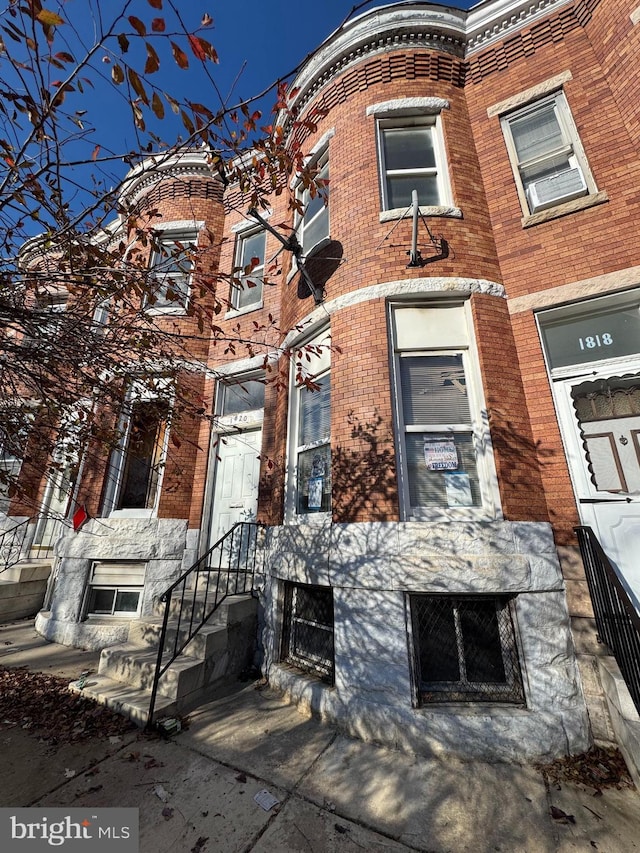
[282,582,335,684]
[410,595,525,704]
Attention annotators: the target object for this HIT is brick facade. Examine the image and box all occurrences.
[26,0,640,761]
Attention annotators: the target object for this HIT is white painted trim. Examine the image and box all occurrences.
[367,97,450,117]
[388,299,502,522]
[487,71,573,118]
[508,272,640,316]
[151,220,204,233]
[380,205,462,223]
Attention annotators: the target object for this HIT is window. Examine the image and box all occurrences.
[114,399,168,513]
[281,582,335,683]
[391,304,498,518]
[296,149,329,254]
[147,231,195,311]
[409,595,525,705]
[378,117,448,211]
[232,229,265,311]
[0,408,32,513]
[217,376,265,417]
[501,93,595,215]
[86,562,145,617]
[287,330,332,516]
[295,373,331,514]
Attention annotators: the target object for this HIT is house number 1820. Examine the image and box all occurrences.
[578,333,613,350]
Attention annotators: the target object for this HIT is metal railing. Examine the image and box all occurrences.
[575,525,640,715]
[147,521,264,726]
[0,517,31,572]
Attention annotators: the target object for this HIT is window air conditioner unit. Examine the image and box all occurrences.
[526,167,588,213]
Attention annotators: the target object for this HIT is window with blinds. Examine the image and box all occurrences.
[391,304,488,516]
[86,561,146,617]
[501,92,595,215]
[296,373,331,513]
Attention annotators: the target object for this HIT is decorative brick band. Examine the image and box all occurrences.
[468,0,601,83]
[134,177,223,215]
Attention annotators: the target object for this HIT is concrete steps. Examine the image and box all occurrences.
[73,593,258,727]
[0,561,52,621]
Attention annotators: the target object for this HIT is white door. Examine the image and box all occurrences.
[209,429,262,551]
[558,370,640,612]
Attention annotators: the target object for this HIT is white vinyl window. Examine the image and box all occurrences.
[296,149,329,255]
[233,229,265,311]
[391,303,499,519]
[501,93,595,214]
[288,331,331,516]
[147,230,195,312]
[86,562,145,617]
[378,117,448,211]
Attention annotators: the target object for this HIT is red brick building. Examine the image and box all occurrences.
[8,0,639,762]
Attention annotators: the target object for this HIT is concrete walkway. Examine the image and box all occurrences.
[1,618,639,852]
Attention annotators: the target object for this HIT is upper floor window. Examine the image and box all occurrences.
[501,92,596,215]
[378,117,448,211]
[296,148,329,255]
[232,228,265,311]
[147,230,195,312]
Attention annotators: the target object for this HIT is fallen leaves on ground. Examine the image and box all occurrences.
[0,665,136,743]
[537,746,635,792]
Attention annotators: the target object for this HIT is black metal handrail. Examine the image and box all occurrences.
[575,525,640,714]
[147,521,264,726]
[0,517,31,572]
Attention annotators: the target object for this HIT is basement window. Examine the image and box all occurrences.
[409,594,525,705]
[86,562,146,617]
[281,582,335,684]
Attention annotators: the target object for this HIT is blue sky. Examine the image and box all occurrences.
[62,0,476,158]
[0,0,476,237]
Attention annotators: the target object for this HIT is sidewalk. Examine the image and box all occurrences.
[0,618,639,853]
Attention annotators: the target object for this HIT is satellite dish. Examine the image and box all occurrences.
[297,239,343,301]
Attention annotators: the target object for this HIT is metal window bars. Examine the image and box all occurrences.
[410,594,525,704]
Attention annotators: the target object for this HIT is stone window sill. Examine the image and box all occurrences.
[521,191,609,228]
[380,205,462,224]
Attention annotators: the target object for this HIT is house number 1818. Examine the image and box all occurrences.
[578,333,613,350]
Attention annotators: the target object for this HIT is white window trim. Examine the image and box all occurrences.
[103,384,171,519]
[389,301,501,522]
[285,328,332,522]
[376,113,453,217]
[499,91,599,223]
[145,221,203,315]
[227,225,266,316]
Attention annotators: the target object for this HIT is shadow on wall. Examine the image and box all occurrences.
[332,410,397,522]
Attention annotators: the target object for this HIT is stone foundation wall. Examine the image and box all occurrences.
[36,518,192,650]
[260,520,592,762]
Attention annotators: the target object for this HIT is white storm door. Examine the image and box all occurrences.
[209,429,261,550]
[558,371,640,612]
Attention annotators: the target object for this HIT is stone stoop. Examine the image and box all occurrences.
[71,594,258,727]
[0,561,52,621]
